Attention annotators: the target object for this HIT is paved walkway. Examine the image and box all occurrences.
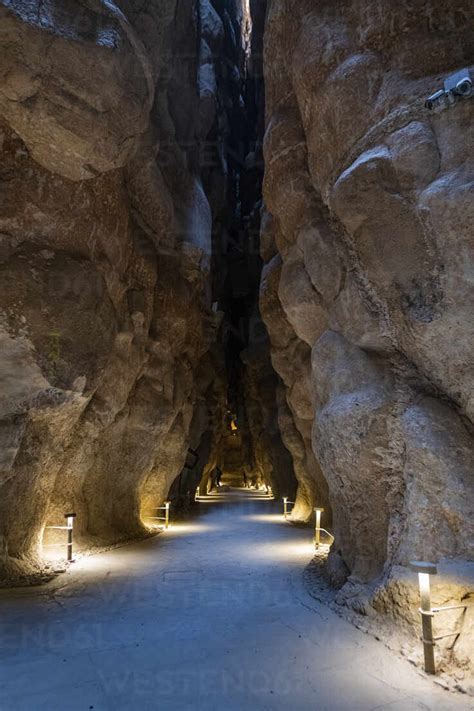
[0,489,468,710]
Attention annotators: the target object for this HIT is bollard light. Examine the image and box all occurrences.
[409,560,468,675]
[410,561,437,674]
[283,497,288,520]
[314,508,324,550]
[64,512,76,562]
[165,502,170,530]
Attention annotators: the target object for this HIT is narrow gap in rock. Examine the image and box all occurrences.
[0,0,472,701]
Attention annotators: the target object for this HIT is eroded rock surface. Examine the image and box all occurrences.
[0,0,257,579]
[261,0,474,677]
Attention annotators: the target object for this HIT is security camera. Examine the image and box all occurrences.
[455,77,472,97]
[446,68,472,97]
[425,68,473,111]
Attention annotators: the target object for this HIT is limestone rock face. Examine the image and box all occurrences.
[0,0,235,579]
[0,0,153,180]
[242,316,295,499]
[260,253,329,520]
[262,0,474,670]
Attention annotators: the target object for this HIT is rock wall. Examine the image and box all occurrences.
[262,0,473,672]
[242,310,296,498]
[0,0,248,581]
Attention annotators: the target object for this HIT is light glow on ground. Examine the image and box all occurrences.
[197,496,273,503]
[245,540,316,562]
[157,522,218,536]
[245,514,287,524]
[141,519,219,536]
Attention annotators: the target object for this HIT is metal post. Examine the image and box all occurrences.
[314,508,324,549]
[165,502,170,530]
[283,497,288,519]
[65,513,76,562]
[410,561,438,674]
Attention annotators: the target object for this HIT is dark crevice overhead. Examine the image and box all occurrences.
[196,0,278,487]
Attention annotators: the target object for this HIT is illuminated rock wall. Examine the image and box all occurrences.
[261,0,474,668]
[0,0,241,580]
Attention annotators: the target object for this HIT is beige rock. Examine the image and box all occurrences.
[261,0,474,678]
[0,0,152,180]
[0,0,231,579]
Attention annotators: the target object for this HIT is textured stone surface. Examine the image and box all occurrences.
[0,0,153,180]
[261,0,474,678]
[242,317,295,499]
[0,0,245,580]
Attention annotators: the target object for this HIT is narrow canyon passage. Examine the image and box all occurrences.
[0,0,473,706]
[0,490,466,711]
